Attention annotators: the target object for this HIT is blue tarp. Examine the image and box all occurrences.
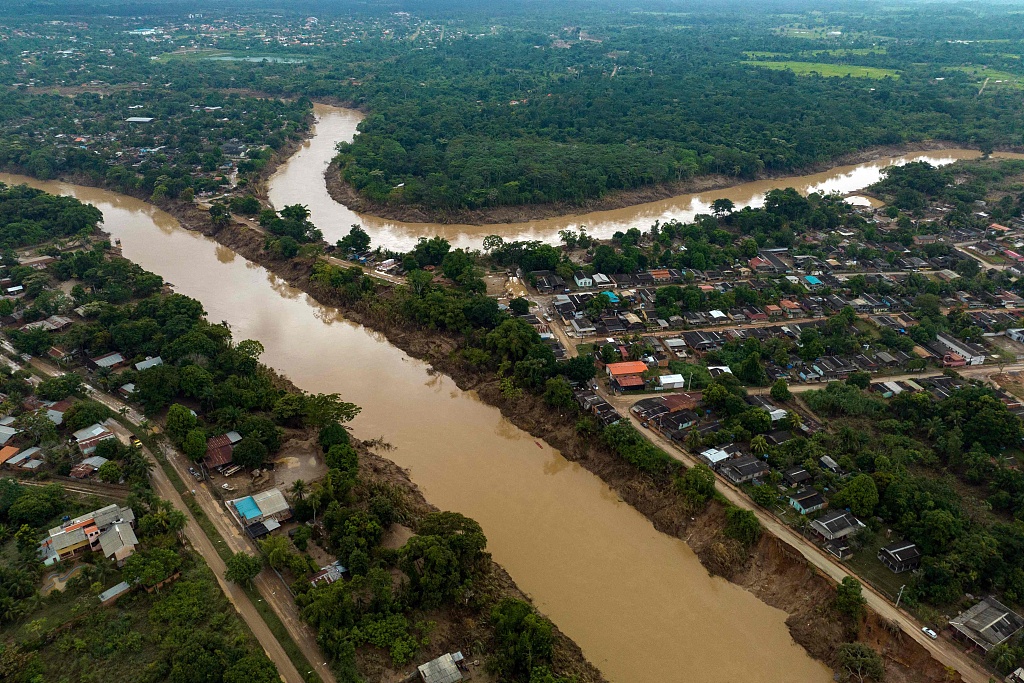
[804,275,822,285]
[602,292,619,304]
[234,496,261,520]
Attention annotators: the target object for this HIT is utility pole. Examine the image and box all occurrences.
[895,584,906,609]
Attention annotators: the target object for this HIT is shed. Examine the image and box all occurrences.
[417,653,463,683]
[950,597,1024,652]
[134,356,163,371]
[99,581,132,606]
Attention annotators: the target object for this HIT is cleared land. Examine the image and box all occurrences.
[743,60,900,78]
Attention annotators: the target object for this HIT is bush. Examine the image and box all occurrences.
[723,506,761,547]
[601,422,680,476]
[675,464,716,507]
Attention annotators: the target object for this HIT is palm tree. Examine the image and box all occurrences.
[750,435,770,455]
[290,479,308,502]
[785,410,803,431]
[685,428,703,452]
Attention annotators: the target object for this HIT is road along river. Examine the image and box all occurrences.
[269,103,1024,251]
[0,171,831,683]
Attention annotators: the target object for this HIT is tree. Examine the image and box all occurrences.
[490,598,555,681]
[835,576,866,620]
[724,507,761,547]
[123,548,181,589]
[232,437,268,469]
[290,479,308,502]
[182,429,208,462]
[847,372,871,390]
[770,379,791,402]
[509,297,530,316]
[750,434,770,455]
[337,224,371,253]
[831,474,878,518]
[225,552,264,587]
[318,421,350,451]
[543,377,575,411]
[836,642,884,683]
[97,461,123,483]
[676,464,716,506]
[711,198,735,217]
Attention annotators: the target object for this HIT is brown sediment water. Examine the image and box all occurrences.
[1,171,833,683]
[268,103,1023,251]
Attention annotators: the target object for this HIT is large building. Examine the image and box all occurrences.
[949,597,1023,652]
[40,503,136,566]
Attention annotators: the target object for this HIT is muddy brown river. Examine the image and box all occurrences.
[269,103,1023,251]
[0,170,834,682]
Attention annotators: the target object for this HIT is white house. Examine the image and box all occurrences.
[658,374,686,390]
[573,271,593,288]
[935,332,986,366]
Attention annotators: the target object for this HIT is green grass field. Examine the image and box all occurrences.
[743,60,900,79]
[944,65,1024,88]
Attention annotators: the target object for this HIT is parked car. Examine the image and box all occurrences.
[922,627,938,640]
[188,467,202,480]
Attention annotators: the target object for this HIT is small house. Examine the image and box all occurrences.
[810,510,865,542]
[573,271,593,288]
[720,456,770,485]
[783,467,811,487]
[877,541,922,574]
[417,652,464,683]
[788,488,825,515]
[949,597,1024,653]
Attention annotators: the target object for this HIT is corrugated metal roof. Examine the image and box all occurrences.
[418,654,463,683]
[253,488,289,517]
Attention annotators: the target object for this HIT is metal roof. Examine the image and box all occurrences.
[252,488,289,517]
[417,653,463,683]
[99,523,138,558]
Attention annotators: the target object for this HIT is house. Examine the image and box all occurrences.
[810,510,865,541]
[0,445,20,467]
[69,455,108,479]
[877,541,922,573]
[949,597,1024,652]
[72,423,115,455]
[720,456,770,484]
[87,352,126,371]
[658,374,686,390]
[204,431,242,469]
[0,425,18,446]
[699,447,732,469]
[819,455,843,475]
[98,522,138,565]
[592,273,613,288]
[1007,668,1024,683]
[39,503,135,565]
[935,332,986,366]
[134,356,163,372]
[417,652,464,683]
[789,488,825,515]
[783,467,812,487]
[310,561,346,587]
[573,271,593,288]
[606,360,648,382]
[570,318,596,337]
[227,488,292,534]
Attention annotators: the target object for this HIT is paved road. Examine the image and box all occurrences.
[9,347,333,683]
[600,387,1000,683]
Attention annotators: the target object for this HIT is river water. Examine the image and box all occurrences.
[0,170,834,682]
[268,103,1021,251]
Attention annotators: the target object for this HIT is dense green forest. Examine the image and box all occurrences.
[2,1,1024,214]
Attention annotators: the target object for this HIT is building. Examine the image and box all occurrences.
[658,374,686,390]
[87,352,126,371]
[877,541,922,574]
[789,488,825,515]
[720,456,770,485]
[204,431,242,469]
[935,332,986,366]
[0,445,20,467]
[98,580,132,606]
[783,467,812,487]
[310,560,346,587]
[949,597,1024,652]
[72,423,115,455]
[573,271,593,288]
[810,510,865,541]
[227,488,292,536]
[40,503,135,565]
[418,652,464,683]
[134,356,163,371]
[99,522,139,565]
[699,447,731,469]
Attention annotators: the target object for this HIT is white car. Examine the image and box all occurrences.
[922,627,938,640]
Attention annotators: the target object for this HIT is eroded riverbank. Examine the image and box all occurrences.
[0,172,838,683]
